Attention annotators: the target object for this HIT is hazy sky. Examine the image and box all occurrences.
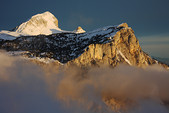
[0,0,169,58]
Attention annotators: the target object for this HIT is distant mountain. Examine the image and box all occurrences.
[0,11,86,40]
[15,11,62,35]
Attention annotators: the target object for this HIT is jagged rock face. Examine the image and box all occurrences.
[0,23,168,68]
[15,11,61,35]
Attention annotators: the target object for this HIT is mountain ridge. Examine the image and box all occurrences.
[0,12,168,69]
[0,22,168,69]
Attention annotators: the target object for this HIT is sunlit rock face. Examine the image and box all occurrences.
[67,23,167,68]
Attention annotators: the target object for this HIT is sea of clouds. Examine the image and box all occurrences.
[0,52,169,113]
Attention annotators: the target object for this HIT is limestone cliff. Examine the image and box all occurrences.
[67,23,168,68]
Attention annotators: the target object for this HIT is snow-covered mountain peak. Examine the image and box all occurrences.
[0,11,88,40]
[73,26,86,33]
[15,11,62,35]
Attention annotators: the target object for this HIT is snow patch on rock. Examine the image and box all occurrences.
[117,50,132,65]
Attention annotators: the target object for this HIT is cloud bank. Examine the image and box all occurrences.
[0,52,169,113]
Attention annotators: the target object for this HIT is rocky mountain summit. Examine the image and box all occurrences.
[0,21,168,68]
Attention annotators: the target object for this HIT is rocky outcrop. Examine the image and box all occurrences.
[67,23,158,67]
[73,26,86,33]
[0,23,168,68]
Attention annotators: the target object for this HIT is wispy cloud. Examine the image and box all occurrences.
[138,35,169,58]
[139,35,169,44]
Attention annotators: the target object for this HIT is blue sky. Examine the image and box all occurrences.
[0,0,169,58]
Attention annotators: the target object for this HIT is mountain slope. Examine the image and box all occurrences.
[0,23,168,68]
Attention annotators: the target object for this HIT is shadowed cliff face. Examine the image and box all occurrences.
[0,23,168,68]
